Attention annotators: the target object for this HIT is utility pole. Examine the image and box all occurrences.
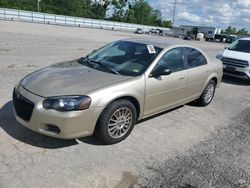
[37,0,41,12]
[172,0,177,27]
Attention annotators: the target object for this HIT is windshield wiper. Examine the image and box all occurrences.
[78,56,94,68]
[78,56,119,75]
[89,59,119,75]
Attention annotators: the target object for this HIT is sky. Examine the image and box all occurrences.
[148,0,250,31]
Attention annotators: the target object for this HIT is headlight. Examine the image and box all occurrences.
[43,96,91,111]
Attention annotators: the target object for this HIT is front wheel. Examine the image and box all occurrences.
[197,80,216,106]
[96,100,137,144]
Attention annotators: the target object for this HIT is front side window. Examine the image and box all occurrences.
[229,40,250,53]
[185,48,207,68]
[83,41,162,76]
[153,48,184,73]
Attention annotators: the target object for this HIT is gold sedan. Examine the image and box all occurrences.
[13,38,223,144]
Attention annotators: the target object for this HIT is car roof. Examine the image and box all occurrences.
[121,38,189,49]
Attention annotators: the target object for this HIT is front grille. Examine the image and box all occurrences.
[222,57,249,68]
[13,89,34,121]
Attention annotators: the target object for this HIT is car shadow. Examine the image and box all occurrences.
[0,101,78,149]
[79,105,185,145]
[137,105,184,124]
[0,101,193,147]
[78,136,107,146]
[222,75,250,86]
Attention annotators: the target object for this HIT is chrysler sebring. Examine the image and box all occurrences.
[13,38,223,144]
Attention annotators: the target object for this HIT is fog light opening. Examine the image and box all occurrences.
[43,124,61,134]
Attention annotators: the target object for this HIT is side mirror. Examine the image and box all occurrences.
[224,46,228,49]
[150,68,171,78]
[216,53,222,60]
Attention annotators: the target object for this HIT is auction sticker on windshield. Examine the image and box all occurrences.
[147,45,156,54]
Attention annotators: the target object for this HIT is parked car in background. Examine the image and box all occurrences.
[183,34,194,40]
[158,29,170,37]
[214,34,227,42]
[218,38,250,80]
[135,28,149,34]
[156,29,162,34]
[225,35,237,44]
[13,39,223,144]
[149,28,159,34]
[135,28,143,34]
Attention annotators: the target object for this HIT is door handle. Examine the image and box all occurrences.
[179,76,185,80]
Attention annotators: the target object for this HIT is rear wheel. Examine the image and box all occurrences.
[96,100,137,144]
[197,80,216,106]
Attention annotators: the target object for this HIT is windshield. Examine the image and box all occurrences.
[82,41,162,76]
[228,40,250,53]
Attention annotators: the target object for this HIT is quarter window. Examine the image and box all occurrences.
[154,48,184,73]
[185,48,207,68]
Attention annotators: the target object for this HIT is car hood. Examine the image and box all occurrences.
[223,49,250,62]
[21,60,131,97]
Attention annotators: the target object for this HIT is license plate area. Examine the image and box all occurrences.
[225,66,236,73]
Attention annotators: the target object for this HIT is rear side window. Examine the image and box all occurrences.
[154,48,184,73]
[185,48,207,68]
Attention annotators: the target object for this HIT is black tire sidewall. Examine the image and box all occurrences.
[199,80,216,106]
[97,99,137,144]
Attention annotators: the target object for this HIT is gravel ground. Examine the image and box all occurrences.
[0,20,250,188]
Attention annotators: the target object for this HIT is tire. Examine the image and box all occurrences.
[96,99,137,144]
[197,80,216,106]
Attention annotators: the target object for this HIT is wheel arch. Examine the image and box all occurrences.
[106,96,141,120]
[93,95,141,138]
[210,76,218,86]
[94,94,141,126]
[204,73,219,90]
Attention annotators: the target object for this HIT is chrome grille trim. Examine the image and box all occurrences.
[222,57,249,68]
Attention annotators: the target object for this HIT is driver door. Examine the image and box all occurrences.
[144,47,188,116]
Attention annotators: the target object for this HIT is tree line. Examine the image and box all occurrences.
[0,0,173,27]
[222,26,248,35]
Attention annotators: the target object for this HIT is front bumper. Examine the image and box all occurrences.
[223,65,250,80]
[13,86,104,139]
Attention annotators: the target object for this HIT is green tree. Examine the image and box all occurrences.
[0,0,36,11]
[237,28,248,35]
[151,9,162,26]
[161,20,172,28]
[111,0,127,21]
[0,0,172,28]
[225,26,237,34]
[41,0,94,18]
[224,26,248,35]
[91,0,112,19]
[124,0,161,26]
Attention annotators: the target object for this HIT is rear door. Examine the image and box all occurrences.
[144,47,188,116]
[184,47,209,100]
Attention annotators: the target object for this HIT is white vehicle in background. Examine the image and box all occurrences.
[196,32,204,41]
[135,28,149,34]
[219,38,250,80]
[135,28,144,34]
[205,28,221,41]
[149,28,160,34]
